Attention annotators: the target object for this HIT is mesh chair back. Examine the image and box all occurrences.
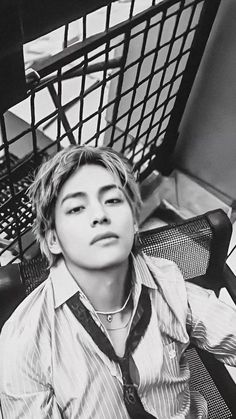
[139,216,211,280]
[20,255,49,295]
[138,209,232,289]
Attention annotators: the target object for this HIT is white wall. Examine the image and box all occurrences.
[175,0,236,206]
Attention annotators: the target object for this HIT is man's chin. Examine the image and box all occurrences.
[88,255,129,271]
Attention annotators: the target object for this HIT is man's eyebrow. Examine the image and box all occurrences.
[61,184,122,205]
[99,184,123,194]
[61,191,86,205]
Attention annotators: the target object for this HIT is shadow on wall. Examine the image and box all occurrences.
[175,0,236,207]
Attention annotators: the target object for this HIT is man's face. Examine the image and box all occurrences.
[48,164,136,271]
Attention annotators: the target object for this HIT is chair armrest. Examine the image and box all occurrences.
[223,264,236,305]
[193,347,236,417]
[0,264,25,330]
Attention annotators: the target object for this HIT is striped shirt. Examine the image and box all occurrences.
[0,253,236,418]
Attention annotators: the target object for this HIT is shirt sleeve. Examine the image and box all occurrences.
[186,282,236,366]
[0,318,62,418]
[0,391,62,419]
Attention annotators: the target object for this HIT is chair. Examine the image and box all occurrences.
[0,208,236,418]
[138,208,236,419]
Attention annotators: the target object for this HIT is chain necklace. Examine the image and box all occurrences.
[95,290,132,323]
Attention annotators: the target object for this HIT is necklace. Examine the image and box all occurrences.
[106,312,132,331]
[95,290,132,323]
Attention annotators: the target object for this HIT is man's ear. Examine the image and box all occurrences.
[46,229,62,255]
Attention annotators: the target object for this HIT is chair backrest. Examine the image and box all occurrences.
[138,208,232,291]
[0,263,24,330]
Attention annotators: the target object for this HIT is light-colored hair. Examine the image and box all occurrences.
[28,145,142,266]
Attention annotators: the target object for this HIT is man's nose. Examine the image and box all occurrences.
[90,204,110,227]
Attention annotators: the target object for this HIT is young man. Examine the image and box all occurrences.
[0,145,235,418]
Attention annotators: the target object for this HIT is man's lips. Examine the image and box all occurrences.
[90,232,118,245]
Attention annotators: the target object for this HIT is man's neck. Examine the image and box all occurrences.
[65,258,132,312]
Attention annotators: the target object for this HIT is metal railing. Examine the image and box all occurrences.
[0,0,220,263]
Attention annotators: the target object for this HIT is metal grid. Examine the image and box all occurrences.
[0,0,220,262]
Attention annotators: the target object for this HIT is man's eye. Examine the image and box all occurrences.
[105,198,123,204]
[68,206,84,214]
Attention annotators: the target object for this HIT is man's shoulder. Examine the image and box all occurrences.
[141,254,189,341]
[0,278,54,392]
[0,276,53,342]
[142,253,183,281]
[143,252,188,295]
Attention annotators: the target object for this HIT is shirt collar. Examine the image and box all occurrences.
[50,253,158,309]
[50,259,82,309]
[131,252,158,290]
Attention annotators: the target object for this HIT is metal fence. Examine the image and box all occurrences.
[0,0,220,263]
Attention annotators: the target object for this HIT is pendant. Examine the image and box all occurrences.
[107,314,113,322]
